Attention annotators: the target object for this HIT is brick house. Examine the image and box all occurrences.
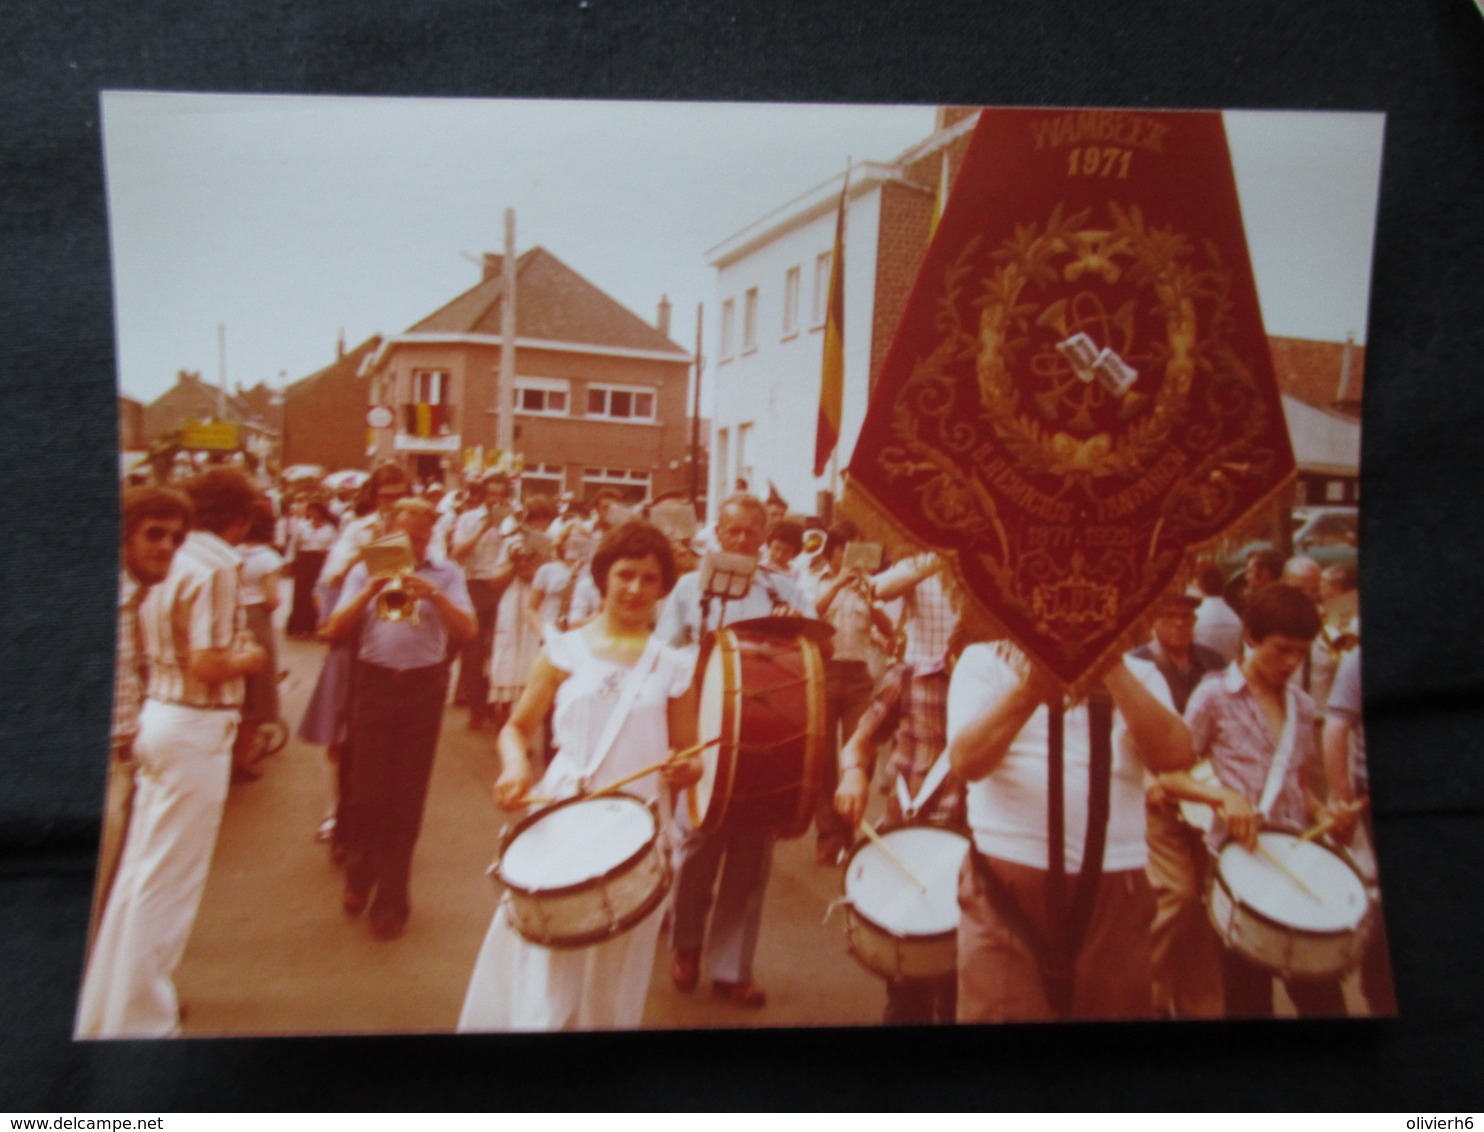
[362,248,693,503]
[143,369,281,467]
[281,335,383,473]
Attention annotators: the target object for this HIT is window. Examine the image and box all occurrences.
[812,251,832,327]
[586,384,657,422]
[737,420,753,491]
[720,298,735,360]
[742,287,759,353]
[520,463,564,499]
[582,467,651,504]
[715,427,730,500]
[513,376,570,416]
[782,266,801,337]
[412,369,449,403]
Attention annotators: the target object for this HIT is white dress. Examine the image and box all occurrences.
[458,630,695,1032]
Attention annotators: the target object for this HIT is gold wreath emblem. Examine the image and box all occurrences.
[972,202,1220,482]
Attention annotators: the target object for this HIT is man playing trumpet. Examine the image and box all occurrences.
[325,497,476,940]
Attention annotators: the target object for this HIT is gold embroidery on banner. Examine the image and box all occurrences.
[874,201,1286,667]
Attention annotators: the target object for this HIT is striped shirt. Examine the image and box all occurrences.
[112,569,146,751]
[139,530,246,709]
[1187,662,1316,853]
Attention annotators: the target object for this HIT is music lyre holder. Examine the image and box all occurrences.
[700,551,757,602]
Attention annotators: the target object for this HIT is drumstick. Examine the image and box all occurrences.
[522,738,723,806]
[588,738,722,800]
[1255,844,1322,902]
[859,820,927,895]
[1298,798,1369,843]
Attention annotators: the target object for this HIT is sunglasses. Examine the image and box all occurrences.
[142,525,187,548]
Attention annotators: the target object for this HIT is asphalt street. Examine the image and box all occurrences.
[173,609,887,1036]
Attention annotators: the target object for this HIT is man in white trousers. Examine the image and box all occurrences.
[77,467,266,1039]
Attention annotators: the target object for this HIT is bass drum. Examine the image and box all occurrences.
[1207,829,1372,979]
[494,793,669,949]
[840,823,970,983]
[686,623,826,839]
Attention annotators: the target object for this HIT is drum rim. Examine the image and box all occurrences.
[1210,829,1370,939]
[507,868,670,950]
[496,791,659,899]
[840,820,971,944]
[696,627,826,838]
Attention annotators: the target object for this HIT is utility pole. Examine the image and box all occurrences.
[497,208,517,459]
[217,323,228,420]
[690,302,704,512]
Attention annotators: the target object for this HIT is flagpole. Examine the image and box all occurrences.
[817,157,850,509]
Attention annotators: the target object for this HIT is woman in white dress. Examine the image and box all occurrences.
[458,520,700,1032]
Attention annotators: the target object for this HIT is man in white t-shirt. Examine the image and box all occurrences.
[947,641,1192,1021]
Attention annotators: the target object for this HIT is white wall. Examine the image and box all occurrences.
[709,186,882,516]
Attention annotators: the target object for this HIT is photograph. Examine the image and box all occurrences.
[85,93,1387,1038]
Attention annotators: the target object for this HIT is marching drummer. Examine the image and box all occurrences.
[1157,582,1363,1018]
[655,492,818,1010]
[458,519,701,1032]
[946,640,1193,1022]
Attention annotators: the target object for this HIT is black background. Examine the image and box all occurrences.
[3,0,1482,1111]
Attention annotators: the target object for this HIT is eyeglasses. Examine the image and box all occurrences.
[143,525,187,548]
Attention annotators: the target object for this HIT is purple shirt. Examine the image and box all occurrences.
[337,558,473,670]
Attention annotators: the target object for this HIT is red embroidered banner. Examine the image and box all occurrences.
[846,107,1294,689]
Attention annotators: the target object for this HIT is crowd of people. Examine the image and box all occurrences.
[80,458,1386,1037]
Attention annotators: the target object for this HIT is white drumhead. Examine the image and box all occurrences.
[1218,831,1368,934]
[502,796,654,890]
[845,826,969,936]
[689,639,728,820]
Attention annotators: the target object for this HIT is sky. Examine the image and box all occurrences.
[102,94,1385,407]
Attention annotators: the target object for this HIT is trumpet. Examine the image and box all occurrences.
[375,573,420,624]
[802,528,827,559]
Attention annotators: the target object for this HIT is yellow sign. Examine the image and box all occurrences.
[180,420,241,451]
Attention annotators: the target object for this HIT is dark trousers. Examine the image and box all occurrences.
[1219,948,1347,1018]
[456,578,500,709]
[343,661,449,917]
[287,550,326,637]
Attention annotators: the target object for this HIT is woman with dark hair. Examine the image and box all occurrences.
[459,519,698,1031]
[286,498,338,639]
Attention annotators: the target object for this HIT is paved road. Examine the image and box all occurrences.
[175,619,888,1036]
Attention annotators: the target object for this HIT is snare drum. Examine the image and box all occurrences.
[687,623,826,839]
[1207,829,1371,979]
[494,793,669,949]
[840,824,970,983]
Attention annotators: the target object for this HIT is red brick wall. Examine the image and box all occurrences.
[870,181,934,392]
[282,370,369,473]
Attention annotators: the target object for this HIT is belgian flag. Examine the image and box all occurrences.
[813,171,847,478]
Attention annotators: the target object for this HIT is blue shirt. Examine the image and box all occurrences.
[336,558,474,670]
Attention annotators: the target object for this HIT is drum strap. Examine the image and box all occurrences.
[579,635,663,789]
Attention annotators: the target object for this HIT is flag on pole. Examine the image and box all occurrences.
[813,169,848,478]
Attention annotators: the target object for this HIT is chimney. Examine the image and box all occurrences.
[337,328,346,359]
[1336,332,1356,403]
[657,294,672,338]
[483,253,502,282]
